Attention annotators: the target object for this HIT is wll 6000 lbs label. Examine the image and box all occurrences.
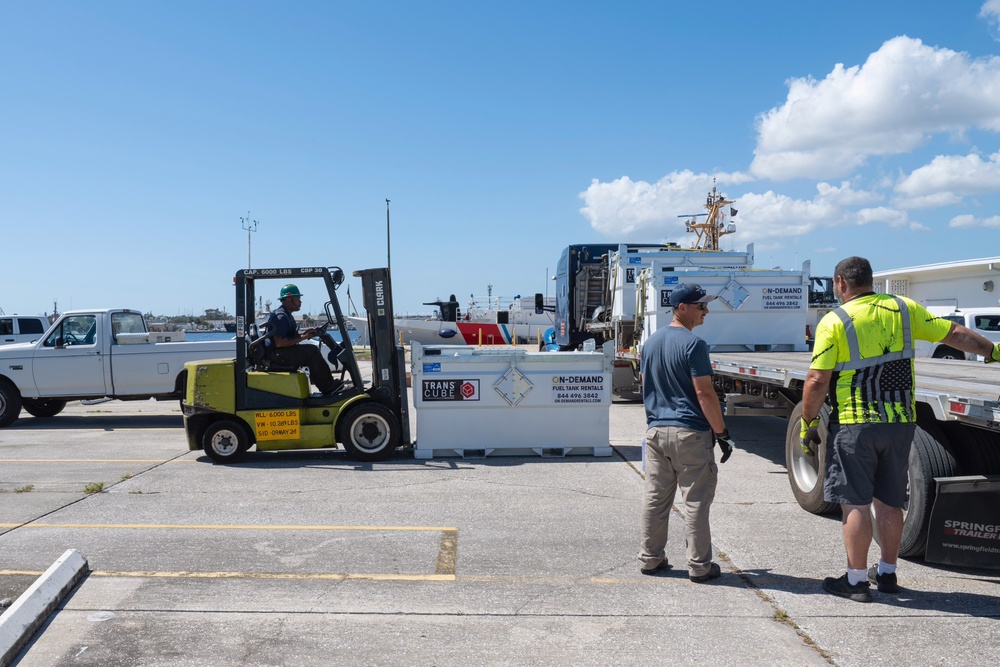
[255,409,301,440]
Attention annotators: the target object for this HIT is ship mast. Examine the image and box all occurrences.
[680,184,737,251]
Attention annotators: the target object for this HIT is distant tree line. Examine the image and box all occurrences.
[144,309,318,326]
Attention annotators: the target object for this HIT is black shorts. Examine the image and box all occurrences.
[823,422,916,507]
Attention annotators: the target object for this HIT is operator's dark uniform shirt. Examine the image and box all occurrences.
[264,307,297,349]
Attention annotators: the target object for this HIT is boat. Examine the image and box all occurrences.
[348,293,556,346]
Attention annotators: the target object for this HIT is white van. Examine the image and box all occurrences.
[0,315,51,346]
[920,307,1000,360]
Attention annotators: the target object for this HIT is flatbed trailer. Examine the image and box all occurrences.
[710,352,1000,558]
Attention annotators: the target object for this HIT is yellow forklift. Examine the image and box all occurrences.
[181,266,410,463]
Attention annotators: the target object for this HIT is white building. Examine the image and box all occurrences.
[873,256,1000,310]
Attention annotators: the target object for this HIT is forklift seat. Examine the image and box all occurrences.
[247,329,300,373]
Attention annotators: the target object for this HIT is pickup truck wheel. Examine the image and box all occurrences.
[884,422,957,558]
[202,419,251,464]
[22,399,67,418]
[0,379,23,427]
[932,346,964,360]
[785,402,839,514]
[339,402,399,462]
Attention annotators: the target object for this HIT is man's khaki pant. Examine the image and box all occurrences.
[639,426,718,577]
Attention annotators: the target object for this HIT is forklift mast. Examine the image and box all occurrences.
[353,268,411,444]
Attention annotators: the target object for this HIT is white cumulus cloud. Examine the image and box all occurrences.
[578,171,751,239]
[982,0,1000,39]
[950,213,1000,227]
[895,152,1000,207]
[751,36,1000,180]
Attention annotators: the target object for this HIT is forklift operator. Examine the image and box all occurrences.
[264,284,340,395]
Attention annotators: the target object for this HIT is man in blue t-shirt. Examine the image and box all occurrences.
[264,284,338,395]
[638,283,735,582]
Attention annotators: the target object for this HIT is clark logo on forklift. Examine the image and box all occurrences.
[375,279,386,316]
[422,379,480,401]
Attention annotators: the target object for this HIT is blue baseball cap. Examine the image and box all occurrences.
[669,283,718,307]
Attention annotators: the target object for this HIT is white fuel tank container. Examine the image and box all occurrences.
[411,341,614,459]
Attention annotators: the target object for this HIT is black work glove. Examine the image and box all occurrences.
[714,429,735,463]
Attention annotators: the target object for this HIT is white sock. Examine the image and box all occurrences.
[878,560,897,576]
[847,568,867,586]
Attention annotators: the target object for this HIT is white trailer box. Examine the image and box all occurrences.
[411,341,614,459]
[609,244,755,321]
[638,263,809,352]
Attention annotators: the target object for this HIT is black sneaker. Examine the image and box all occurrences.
[689,562,721,583]
[822,573,872,602]
[867,564,899,593]
[640,560,671,576]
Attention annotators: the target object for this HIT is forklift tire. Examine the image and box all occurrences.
[339,402,399,462]
[202,419,252,464]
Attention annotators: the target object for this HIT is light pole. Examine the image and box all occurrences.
[385,198,391,273]
[241,211,259,269]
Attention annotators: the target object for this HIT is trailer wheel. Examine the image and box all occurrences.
[339,402,399,462]
[202,419,252,464]
[22,399,67,418]
[0,379,23,427]
[940,421,1000,475]
[785,403,839,514]
[889,422,957,558]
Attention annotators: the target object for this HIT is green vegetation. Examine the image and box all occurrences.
[14,485,34,493]
[84,482,105,494]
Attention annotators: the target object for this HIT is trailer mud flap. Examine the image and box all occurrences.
[924,475,1000,570]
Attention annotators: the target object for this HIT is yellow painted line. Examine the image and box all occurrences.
[0,523,457,532]
[0,569,454,582]
[0,459,195,463]
[1,524,460,582]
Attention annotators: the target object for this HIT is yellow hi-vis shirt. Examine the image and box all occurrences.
[810,293,953,424]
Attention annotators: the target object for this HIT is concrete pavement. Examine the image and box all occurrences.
[0,395,997,666]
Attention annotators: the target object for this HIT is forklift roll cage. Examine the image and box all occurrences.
[232,265,410,445]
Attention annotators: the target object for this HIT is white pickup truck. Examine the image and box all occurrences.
[0,315,50,346]
[920,307,1000,359]
[0,309,234,427]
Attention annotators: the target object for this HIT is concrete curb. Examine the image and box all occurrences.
[0,549,89,666]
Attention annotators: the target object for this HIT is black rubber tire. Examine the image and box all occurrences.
[939,421,1000,475]
[202,419,252,464]
[890,421,958,557]
[0,379,23,427]
[932,346,964,360]
[339,402,399,462]
[21,398,67,418]
[785,402,839,514]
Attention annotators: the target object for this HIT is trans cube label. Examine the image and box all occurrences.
[422,379,480,401]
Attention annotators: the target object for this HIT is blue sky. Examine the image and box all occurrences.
[4,1,1000,319]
